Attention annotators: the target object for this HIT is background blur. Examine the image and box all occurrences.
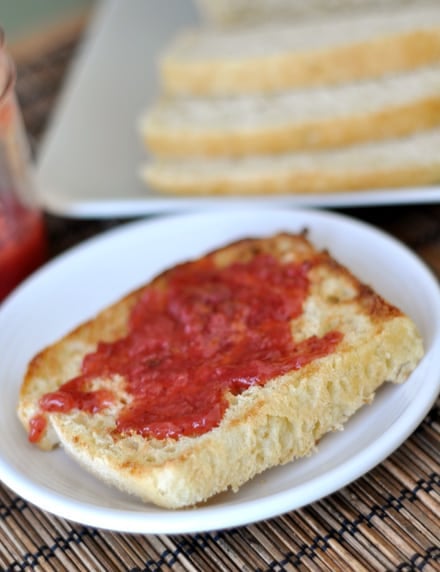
[1,0,95,64]
[1,0,94,42]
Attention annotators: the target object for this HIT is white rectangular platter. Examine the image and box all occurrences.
[35,0,440,218]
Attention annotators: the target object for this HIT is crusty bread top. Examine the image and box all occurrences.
[17,233,423,507]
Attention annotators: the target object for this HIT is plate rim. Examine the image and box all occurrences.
[36,185,440,219]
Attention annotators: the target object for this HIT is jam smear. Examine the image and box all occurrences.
[28,414,47,444]
[37,253,342,440]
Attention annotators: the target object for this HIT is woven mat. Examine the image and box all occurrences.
[1,21,439,572]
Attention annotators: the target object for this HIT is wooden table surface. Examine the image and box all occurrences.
[0,19,439,572]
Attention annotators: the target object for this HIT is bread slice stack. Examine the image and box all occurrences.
[139,1,440,197]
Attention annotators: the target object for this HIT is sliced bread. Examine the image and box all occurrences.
[18,233,423,508]
[141,128,440,196]
[141,65,440,157]
[160,3,440,95]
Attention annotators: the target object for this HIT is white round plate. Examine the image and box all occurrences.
[0,208,439,534]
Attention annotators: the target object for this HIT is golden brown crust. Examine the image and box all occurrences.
[17,288,142,450]
[143,96,440,157]
[161,29,440,96]
[20,289,141,399]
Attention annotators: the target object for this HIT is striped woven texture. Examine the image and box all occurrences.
[1,20,439,572]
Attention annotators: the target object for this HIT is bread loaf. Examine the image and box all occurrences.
[17,233,423,508]
[160,3,440,95]
[141,65,440,157]
[142,128,440,196]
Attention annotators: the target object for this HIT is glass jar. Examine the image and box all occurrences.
[0,29,47,302]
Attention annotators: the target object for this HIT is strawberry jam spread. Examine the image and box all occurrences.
[33,253,342,441]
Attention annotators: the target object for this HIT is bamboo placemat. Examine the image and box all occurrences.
[1,19,439,572]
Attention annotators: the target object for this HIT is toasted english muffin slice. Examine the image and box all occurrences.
[17,233,423,508]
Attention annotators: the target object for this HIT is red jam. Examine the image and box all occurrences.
[0,197,47,302]
[28,414,48,444]
[37,253,342,440]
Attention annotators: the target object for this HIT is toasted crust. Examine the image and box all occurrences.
[17,234,423,508]
[18,288,142,450]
